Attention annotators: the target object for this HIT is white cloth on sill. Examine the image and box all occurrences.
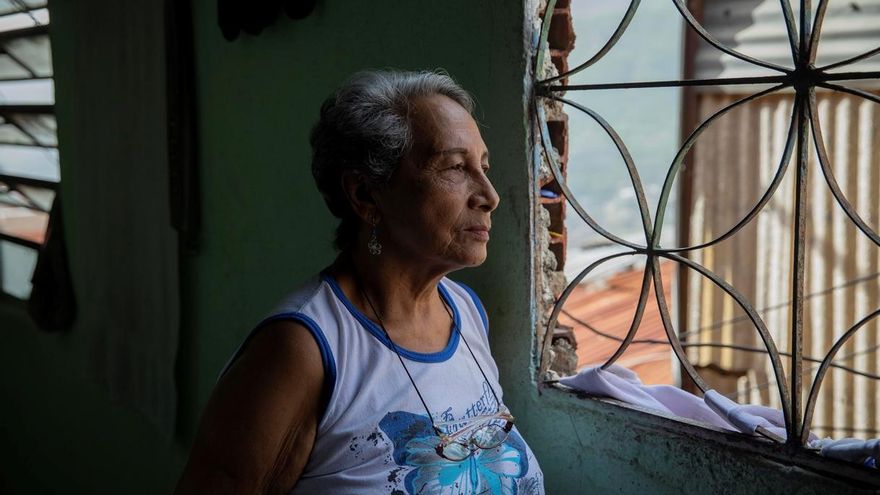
[558,365,879,468]
[810,437,879,468]
[558,364,736,430]
[703,389,791,442]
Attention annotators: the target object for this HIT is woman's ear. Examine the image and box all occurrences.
[341,171,379,223]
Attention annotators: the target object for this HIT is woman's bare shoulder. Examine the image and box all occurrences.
[229,319,326,384]
[174,320,324,494]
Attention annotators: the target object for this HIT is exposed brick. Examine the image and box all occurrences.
[547,116,568,162]
[543,202,565,235]
[549,236,566,271]
[550,51,569,84]
[537,0,577,375]
[548,8,575,52]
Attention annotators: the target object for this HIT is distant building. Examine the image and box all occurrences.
[681,0,880,439]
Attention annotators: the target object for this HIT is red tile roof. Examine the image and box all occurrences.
[558,260,675,385]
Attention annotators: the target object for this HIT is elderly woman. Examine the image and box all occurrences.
[175,70,544,494]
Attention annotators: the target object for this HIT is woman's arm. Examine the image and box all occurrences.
[174,321,325,495]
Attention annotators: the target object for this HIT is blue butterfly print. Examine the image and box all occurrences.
[379,411,529,495]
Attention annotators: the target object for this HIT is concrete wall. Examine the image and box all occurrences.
[0,0,874,493]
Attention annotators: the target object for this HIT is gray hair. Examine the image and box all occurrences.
[310,69,475,251]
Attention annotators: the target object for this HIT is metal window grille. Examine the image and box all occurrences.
[535,0,880,450]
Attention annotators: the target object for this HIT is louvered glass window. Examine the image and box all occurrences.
[0,0,55,299]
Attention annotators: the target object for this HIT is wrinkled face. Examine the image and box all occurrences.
[375,94,500,270]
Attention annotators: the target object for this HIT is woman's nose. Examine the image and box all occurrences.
[471,173,500,212]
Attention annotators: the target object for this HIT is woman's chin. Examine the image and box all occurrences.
[408,243,488,270]
[459,247,489,267]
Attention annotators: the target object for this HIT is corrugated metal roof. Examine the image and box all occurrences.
[696,0,880,88]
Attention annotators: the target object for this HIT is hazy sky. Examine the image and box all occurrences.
[562,1,683,253]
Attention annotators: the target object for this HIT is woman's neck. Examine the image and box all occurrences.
[330,250,453,346]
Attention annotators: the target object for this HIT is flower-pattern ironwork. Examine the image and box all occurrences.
[534,0,880,448]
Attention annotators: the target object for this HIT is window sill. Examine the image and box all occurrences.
[541,382,880,490]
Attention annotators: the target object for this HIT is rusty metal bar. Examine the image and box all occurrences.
[820,48,880,73]
[532,0,557,81]
[807,89,880,247]
[808,0,828,64]
[540,70,880,94]
[601,259,654,371]
[541,75,788,92]
[788,93,807,443]
[802,309,880,444]
[779,0,799,63]
[671,0,791,73]
[651,254,711,393]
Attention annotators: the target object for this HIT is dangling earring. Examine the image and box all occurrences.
[367,219,382,256]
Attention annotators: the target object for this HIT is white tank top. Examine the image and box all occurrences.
[223,272,545,494]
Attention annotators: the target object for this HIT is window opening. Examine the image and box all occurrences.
[0,0,56,300]
[534,0,880,457]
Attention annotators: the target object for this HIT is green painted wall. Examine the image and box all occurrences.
[0,0,874,493]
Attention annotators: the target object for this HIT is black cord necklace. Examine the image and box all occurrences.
[350,265,503,431]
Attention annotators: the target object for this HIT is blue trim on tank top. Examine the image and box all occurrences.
[218,311,337,422]
[453,281,489,335]
[252,312,337,410]
[320,272,461,363]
